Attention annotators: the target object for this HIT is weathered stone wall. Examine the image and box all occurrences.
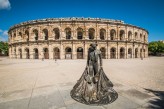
[8,18,148,59]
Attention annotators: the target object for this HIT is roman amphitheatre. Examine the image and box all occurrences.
[8,17,148,59]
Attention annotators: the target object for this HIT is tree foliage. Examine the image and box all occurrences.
[0,41,8,55]
[148,41,164,55]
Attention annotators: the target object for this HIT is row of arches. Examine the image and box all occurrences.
[16,47,146,59]
[10,28,147,42]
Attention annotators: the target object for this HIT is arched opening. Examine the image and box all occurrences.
[140,34,142,42]
[19,49,22,59]
[77,47,83,59]
[100,29,106,40]
[120,47,125,59]
[143,49,145,58]
[53,28,60,40]
[19,32,22,39]
[77,28,83,39]
[120,30,125,41]
[25,30,29,41]
[43,48,49,59]
[110,29,116,40]
[43,29,48,40]
[100,47,106,59]
[33,29,38,41]
[34,48,39,59]
[14,48,16,58]
[65,28,71,39]
[135,48,138,58]
[135,32,138,41]
[14,33,16,40]
[128,31,132,41]
[144,35,146,42]
[65,47,72,59]
[110,47,116,59]
[88,28,95,39]
[128,48,132,58]
[140,48,143,58]
[25,48,30,59]
[53,47,60,59]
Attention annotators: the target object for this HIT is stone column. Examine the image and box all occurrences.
[40,28,44,41]
[125,27,127,41]
[84,43,88,59]
[30,47,33,59]
[126,43,128,59]
[29,28,32,41]
[60,43,64,59]
[13,49,16,59]
[83,24,87,40]
[116,42,118,59]
[133,47,136,59]
[40,47,44,59]
[72,27,76,40]
[61,30,65,40]
[49,44,53,59]
[105,46,107,59]
[96,25,99,40]
[117,47,120,59]
[82,42,85,59]
[107,45,110,59]
[131,47,134,59]
[14,46,17,59]
[132,27,134,41]
[38,46,43,59]
[59,29,62,40]
[116,26,119,41]
[22,46,25,59]
[48,27,53,40]
[107,29,110,40]
[72,43,76,59]
[138,45,141,58]
[85,30,89,40]
[16,46,19,59]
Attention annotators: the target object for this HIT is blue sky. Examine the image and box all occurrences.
[0,0,164,42]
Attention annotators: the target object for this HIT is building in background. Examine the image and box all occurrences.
[8,17,148,59]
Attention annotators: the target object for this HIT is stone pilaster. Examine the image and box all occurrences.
[30,48,33,59]
[84,43,88,59]
[72,43,76,59]
[48,27,53,40]
[60,43,64,59]
[49,44,53,59]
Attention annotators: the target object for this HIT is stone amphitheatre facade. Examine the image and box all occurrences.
[8,17,148,59]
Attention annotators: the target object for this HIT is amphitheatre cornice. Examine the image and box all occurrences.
[9,40,148,46]
[8,17,148,34]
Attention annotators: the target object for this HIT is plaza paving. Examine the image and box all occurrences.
[0,57,164,109]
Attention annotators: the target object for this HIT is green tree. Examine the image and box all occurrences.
[148,41,164,55]
[157,41,164,53]
[148,41,158,55]
[0,41,8,55]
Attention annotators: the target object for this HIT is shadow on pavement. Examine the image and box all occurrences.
[144,89,164,109]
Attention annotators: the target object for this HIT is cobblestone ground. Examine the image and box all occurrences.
[0,57,164,109]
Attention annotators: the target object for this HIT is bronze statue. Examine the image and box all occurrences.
[70,42,118,105]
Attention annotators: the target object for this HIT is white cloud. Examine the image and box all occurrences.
[0,29,8,41]
[0,0,11,10]
[3,30,8,36]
